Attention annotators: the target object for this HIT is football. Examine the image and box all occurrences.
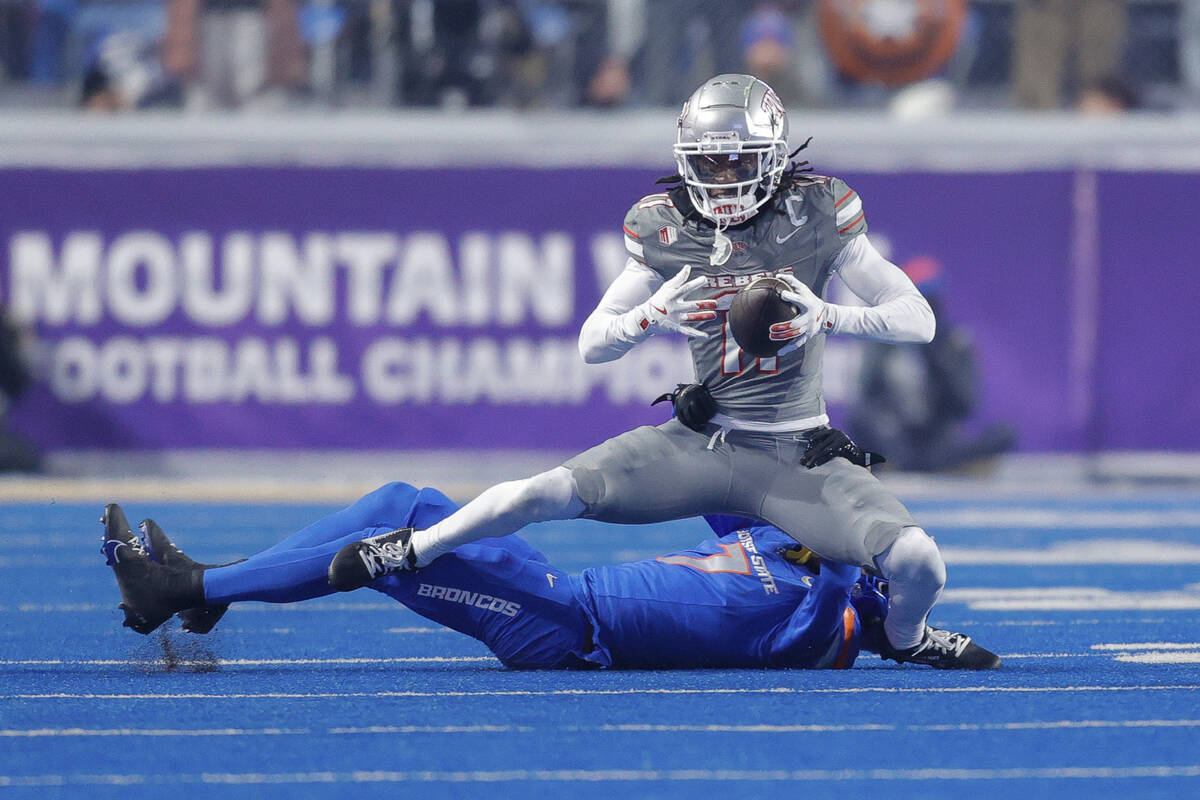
[728,276,795,358]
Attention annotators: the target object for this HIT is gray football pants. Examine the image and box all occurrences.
[565,418,916,571]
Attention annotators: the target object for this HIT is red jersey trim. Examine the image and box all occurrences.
[837,212,865,234]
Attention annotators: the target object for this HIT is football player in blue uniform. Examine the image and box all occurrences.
[102,431,890,670]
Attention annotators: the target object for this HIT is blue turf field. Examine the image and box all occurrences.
[3,490,1200,799]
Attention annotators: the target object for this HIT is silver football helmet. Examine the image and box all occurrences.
[674,74,790,227]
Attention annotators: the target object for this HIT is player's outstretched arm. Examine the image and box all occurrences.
[769,236,935,348]
[578,261,715,363]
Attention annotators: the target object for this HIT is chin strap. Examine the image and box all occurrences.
[710,219,732,266]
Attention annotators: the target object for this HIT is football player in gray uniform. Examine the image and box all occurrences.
[330,74,999,670]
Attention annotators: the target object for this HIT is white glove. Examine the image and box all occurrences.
[769,273,837,349]
[632,265,716,338]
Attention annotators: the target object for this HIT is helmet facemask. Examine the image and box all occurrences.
[673,137,789,228]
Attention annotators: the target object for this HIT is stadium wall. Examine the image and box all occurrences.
[0,113,1196,453]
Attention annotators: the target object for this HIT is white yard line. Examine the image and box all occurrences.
[1117,653,1200,663]
[5,719,1200,739]
[1093,642,1200,651]
[4,765,1200,786]
[7,685,1200,701]
[0,657,493,667]
[918,509,1200,529]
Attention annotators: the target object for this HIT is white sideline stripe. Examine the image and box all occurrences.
[1117,653,1200,664]
[940,539,1200,565]
[919,509,1200,528]
[605,719,1200,733]
[6,719,1199,740]
[4,765,1200,786]
[994,653,1080,659]
[326,725,531,734]
[0,728,310,738]
[0,652,1101,668]
[0,657,494,667]
[0,603,397,613]
[0,725,526,738]
[1093,642,1200,651]
[975,618,1172,627]
[8,685,1200,700]
[958,598,1200,611]
[941,586,1200,611]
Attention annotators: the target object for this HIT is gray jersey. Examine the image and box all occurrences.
[622,177,868,424]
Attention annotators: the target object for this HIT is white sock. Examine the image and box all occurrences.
[410,467,585,567]
[876,526,946,651]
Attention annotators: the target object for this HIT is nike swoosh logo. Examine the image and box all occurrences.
[650,304,667,315]
[776,226,804,244]
[102,539,125,565]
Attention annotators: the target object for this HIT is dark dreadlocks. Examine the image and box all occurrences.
[776,136,815,192]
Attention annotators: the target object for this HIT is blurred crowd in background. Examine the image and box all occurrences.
[0,0,1192,114]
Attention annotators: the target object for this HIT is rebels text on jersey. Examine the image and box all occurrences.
[622,178,867,425]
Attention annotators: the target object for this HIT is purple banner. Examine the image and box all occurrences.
[0,167,1192,451]
[1095,172,1200,450]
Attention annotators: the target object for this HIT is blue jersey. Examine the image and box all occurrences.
[206,481,868,669]
[575,525,862,669]
[357,483,862,670]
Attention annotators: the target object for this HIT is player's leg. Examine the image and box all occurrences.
[257,482,457,554]
[410,467,586,567]
[374,536,598,670]
[750,451,999,669]
[347,420,738,592]
[204,481,456,603]
[758,457,937,652]
[872,526,999,669]
[102,482,457,634]
[328,466,588,591]
[565,419,744,524]
[203,525,388,604]
[873,526,945,650]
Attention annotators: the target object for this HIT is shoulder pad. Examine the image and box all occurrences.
[623,193,677,264]
[785,173,831,190]
[828,176,867,240]
[770,174,828,211]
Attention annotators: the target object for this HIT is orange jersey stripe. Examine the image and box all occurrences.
[835,189,856,207]
[623,224,638,238]
[833,606,857,669]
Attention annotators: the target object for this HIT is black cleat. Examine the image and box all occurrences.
[328,527,417,592]
[878,625,1002,670]
[101,504,204,635]
[139,518,228,635]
